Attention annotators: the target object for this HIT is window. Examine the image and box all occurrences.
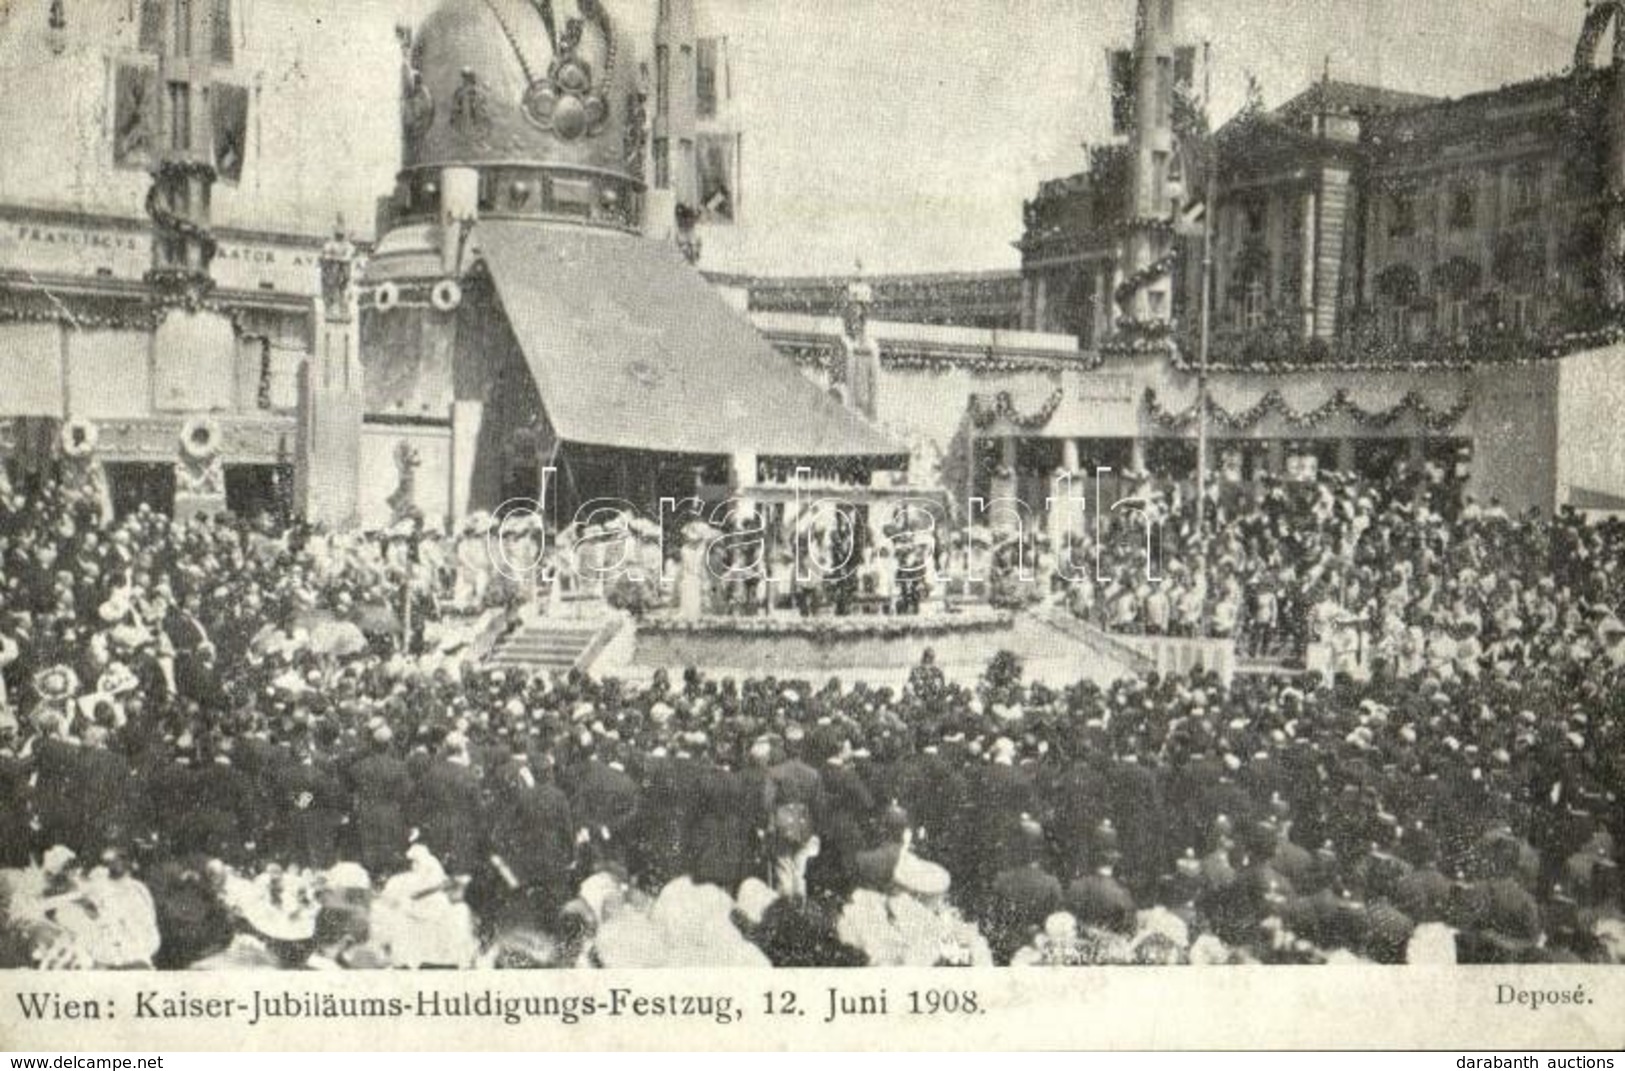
[1443,298,1470,339]
[210,0,231,62]
[167,82,191,151]
[652,137,669,187]
[1155,56,1173,127]
[655,46,670,118]
[1510,163,1541,221]
[112,63,158,168]
[1384,306,1406,341]
[1509,293,1536,332]
[696,37,726,119]
[173,0,191,55]
[1448,185,1476,231]
[697,132,735,221]
[1388,192,1415,238]
[138,0,164,49]
[211,81,248,181]
[1407,306,1431,342]
[1242,280,1267,329]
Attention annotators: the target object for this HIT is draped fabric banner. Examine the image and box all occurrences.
[0,321,64,416]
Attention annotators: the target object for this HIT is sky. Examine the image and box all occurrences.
[0,0,1585,275]
[698,0,1580,275]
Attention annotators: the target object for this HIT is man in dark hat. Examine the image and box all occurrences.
[627,743,701,890]
[806,724,873,902]
[411,731,488,878]
[266,734,345,869]
[344,724,413,877]
[488,752,576,928]
[985,815,1064,963]
[1064,819,1137,936]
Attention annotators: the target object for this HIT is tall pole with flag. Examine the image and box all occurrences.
[1172,40,1216,539]
[1195,41,1214,540]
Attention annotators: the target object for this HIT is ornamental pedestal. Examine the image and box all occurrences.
[175,420,227,522]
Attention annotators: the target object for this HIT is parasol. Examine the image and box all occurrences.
[307,620,368,658]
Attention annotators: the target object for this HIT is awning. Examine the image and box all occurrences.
[477,221,906,460]
[1569,486,1625,512]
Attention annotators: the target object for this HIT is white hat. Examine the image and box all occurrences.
[892,852,950,898]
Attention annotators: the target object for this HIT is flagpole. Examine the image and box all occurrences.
[1195,40,1214,544]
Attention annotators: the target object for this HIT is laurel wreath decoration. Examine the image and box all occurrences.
[180,415,222,461]
[430,279,463,313]
[60,417,98,459]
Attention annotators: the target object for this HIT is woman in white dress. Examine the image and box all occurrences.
[678,528,709,619]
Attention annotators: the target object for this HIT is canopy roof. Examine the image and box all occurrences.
[478,221,906,460]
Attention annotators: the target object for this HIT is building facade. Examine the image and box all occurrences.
[929,0,1625,519]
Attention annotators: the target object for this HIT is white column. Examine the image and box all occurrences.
[450,400,483,523]
[1301,187,1318,338]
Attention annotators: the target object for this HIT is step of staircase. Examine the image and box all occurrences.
[484,620,612,672]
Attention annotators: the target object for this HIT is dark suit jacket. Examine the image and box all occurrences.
[412,758,486,876]
[268,757,346,869]
[344,751,413,875]
[490,779,575,896]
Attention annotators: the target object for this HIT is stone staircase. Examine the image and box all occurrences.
[484,618,616,674]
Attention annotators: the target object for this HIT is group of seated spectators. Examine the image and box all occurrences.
[0,460,1621,969]
[1011,463,1625,682]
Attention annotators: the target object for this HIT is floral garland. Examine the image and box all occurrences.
[638,608,1013,640]
[1183,297,1625,372]
[1118,216,1179,240]
[1143,387,1473,433]
[880,345,1102,375]
[969,388,1064,431]
[775,341,842,370]
[1114,250,1180,306]
[0,286,254,334]
[1099,333,1177,359]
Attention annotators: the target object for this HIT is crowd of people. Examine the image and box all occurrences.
[0,458,1622,970]
[1014,461,1625,682]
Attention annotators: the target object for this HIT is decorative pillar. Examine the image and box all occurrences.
[1300,187,1318,338]
[145,0,238,522]
[449,401,484,523]
[992,436,1020,535]
[1116,0,1179,337]
[295,224,365,527]
[730,450,758,496]
[841,277,879,420]
[1577,3,1625,304]
[145,0,224,302]
[654,0,698,206]
[1266,439,1287,474]
[1050,439,1083,551]
[1335,438,1355,474]
[1060,437,1081,473]
[1096,269,1115,347]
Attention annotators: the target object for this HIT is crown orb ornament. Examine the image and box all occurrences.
[521,51,609,140]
